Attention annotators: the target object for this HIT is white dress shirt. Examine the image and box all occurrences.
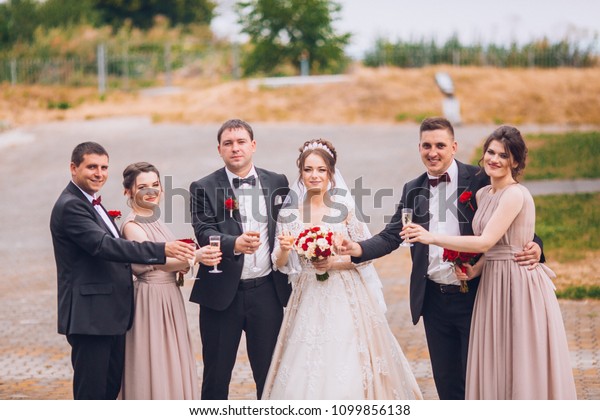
[426,160,461,285]
[71,181,120,238]
[226,167,272,279]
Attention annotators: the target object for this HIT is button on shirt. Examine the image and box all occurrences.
[226,167,272,279]
[72,181,119,238]
[427,160,461,285]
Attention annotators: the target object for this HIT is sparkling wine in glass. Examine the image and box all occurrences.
[333,231,344,262]
[282,228,299,274]
[208,235,222,273]
[400,208,414,248]
[246,220,261,273]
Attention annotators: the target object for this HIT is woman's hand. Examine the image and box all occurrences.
[196,245,222,266]
[401,223,435,245]
[277,234,295,253]
[312,257,333,272]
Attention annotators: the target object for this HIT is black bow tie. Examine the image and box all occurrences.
[428,173,450,187]
[233,175,256,188]
[92,196,102,206]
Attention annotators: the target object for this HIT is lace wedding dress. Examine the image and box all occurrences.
[262,208,422,400]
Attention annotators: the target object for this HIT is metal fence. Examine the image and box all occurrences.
[0,44,218,91]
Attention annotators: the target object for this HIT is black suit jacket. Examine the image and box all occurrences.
[355,160,544,325]
[50,182,166,336]
[189,167,291,310]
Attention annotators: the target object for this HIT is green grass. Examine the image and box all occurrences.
[470,131,600,180]
[556,285,600,300]
[535,193,600,262]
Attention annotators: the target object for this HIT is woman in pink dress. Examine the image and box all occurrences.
[119,162,221,399]
[403,126,576,399]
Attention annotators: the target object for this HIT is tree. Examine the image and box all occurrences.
[38,0,100,29]
[235,0,351,76]
[0,0,40,47]
[93,0,217,29]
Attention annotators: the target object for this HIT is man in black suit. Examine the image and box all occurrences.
[341,117,543,399]
[50,142,195,400]
[189,119,291,399]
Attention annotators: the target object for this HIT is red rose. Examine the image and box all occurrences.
[459,191,475,211]
[107,210,122,220]
[224,197,238,217]
[443,248,459,263]
[311,226,321,233]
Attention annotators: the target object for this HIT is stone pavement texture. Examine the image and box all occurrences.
[0,119,598,400]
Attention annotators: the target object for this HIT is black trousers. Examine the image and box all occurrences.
[199,274,283,400]
[422,277,479,400]
[66,333,125,400]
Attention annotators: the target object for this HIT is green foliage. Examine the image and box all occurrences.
[0,0,40,46]
[535,193,600,261]
[235,0,351,76]
[364,35,598,68]
[39,0,100,29]
[94,0,216,30]
[524,132,600,180]
[556,285,600,300]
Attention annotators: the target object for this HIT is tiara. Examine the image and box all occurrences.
[303,142,334,158]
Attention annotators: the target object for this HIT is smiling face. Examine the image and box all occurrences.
[128,171,161,210]
[218,127,256,176]
[70,153,109,195]
[483,140,517,181]
[419,128,457,176]
[301,152,330,194]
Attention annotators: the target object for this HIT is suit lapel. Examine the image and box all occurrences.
[413,175,431,230]
[256,168,275,251]
[216,168,243,234]
[67,182,117,237]
[456,161,477,234]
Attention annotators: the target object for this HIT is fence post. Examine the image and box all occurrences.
[10,59,17,85]
[164,42,172,87]
[453,50,460,66]
[123,46,130,91]
[97,43,107,95]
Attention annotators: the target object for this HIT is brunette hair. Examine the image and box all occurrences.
[122,162,161,191]
[217,119,254,143]
[419,117,455,139]
[296,139,337,188]
[71,142,108,166]
[479,125,528,180]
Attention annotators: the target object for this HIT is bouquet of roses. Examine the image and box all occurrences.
[294,226,334,281]
[442,249,481,293]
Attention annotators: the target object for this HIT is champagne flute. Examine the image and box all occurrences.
[282,228,298,274]
[187,251,196,280]
[400,208,414,247]
[333,231,345,262]
[208,235,222,273]
[246,219,261,273]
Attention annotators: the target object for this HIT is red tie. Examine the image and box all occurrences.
[429,173,450,187]
[92,196,102,206]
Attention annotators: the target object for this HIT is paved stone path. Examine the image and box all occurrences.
[0,118,598,400]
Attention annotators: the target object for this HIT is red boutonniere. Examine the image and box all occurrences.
[459,191,475,211]
[107,210,122,220]
[224,197,238,217]
[442,249,481,293]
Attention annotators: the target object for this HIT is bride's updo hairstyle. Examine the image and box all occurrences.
[297,139,338,188]
[479,125,528,181]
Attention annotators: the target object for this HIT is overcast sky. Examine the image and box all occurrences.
[212,0,600,57]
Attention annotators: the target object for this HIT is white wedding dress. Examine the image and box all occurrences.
[262,208,422,400]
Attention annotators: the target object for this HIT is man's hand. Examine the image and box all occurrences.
[165,241,196,262]
[234,232,261,254]
[514,241,542,270]
[337,238,363,258]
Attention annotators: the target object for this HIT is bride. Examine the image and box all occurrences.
[262,139,422,400]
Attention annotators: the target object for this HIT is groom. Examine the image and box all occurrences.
[189,119,291,399]
[50,141,195,399]
[341,117,544,399]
